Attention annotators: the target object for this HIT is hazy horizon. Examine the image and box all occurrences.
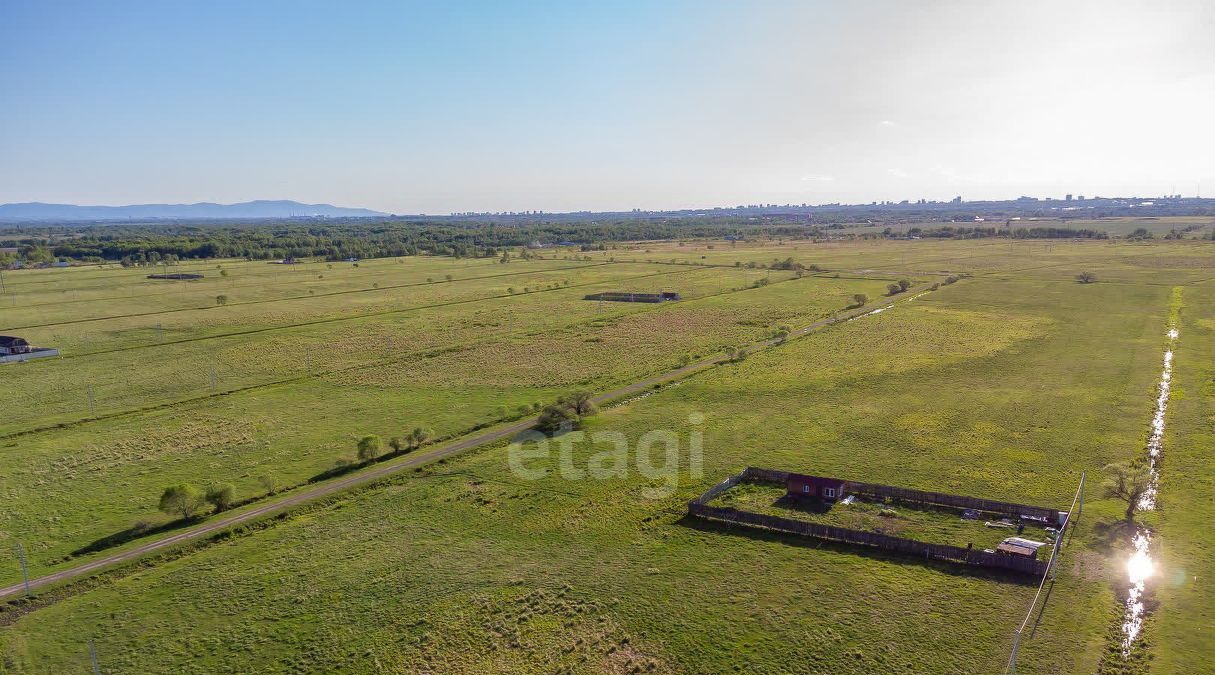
[3,0,1213,214]
[1,191,1207,219]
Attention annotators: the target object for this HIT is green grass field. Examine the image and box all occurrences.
[0,255,900,581]
[2,238,1213,673]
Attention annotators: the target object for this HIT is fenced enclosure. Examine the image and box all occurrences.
[146,273,204,280]
[688,466,1071,577]
[583,291,681,303]
[690,501,1049,575]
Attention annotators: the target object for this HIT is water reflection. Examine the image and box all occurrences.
[846,292,927,322]
[1123,530,1154,652]
[1121,328,1176,654]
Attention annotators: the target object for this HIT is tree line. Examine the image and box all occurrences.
[902,225,1109,239]
[2,217,826,264]
[0,215,1159,269]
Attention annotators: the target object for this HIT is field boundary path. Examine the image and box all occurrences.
[0,286,928,602]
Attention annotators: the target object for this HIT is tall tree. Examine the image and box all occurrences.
[1103,461,1153,521]
[560,391,597,417]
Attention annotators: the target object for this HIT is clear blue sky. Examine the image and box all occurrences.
[2,0,1213,213]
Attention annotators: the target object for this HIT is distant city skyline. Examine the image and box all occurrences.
[2,0,1213,214]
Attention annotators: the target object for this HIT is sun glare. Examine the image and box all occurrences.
[1127,549,1155,585]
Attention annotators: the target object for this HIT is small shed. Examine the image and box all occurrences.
[996,537,1048,559]
[786,473,847,501]
[0,336,31,355]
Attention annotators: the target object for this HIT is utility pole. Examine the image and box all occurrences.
[1078,471,1085,518]
[89,640,100,674]
[14,542,30,596]
[1009,628,1021,674]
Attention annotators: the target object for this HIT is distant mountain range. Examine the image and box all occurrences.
[0,200,386,221]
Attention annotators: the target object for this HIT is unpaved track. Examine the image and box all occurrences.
[0,287,919,602]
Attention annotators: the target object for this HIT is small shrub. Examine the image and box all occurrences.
[408,427,430,449]
[158,483,206,520]
[536,404,578,435]
[205,483,235,512]
[257,474,279,495]
[357,435,382,462]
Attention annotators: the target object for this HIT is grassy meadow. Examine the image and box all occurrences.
[0,254,898,581]
[2,237,1213,673]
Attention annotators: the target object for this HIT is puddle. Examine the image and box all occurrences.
[607,381,683,410]
[846,292,929,322]
[1120,326,1176,654]
[1123,529,1154,652]
[851,306,889,319]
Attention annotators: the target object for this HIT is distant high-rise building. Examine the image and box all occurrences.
[1065,194,1073,201]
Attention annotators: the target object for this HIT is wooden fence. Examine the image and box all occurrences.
[687,467,1064,577]
[739,466,789,484]
[737,467,1065,524]
[690,473,744,505]
[689,502,1048,576]
[583,292,671,303]
[0,348,59,364]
